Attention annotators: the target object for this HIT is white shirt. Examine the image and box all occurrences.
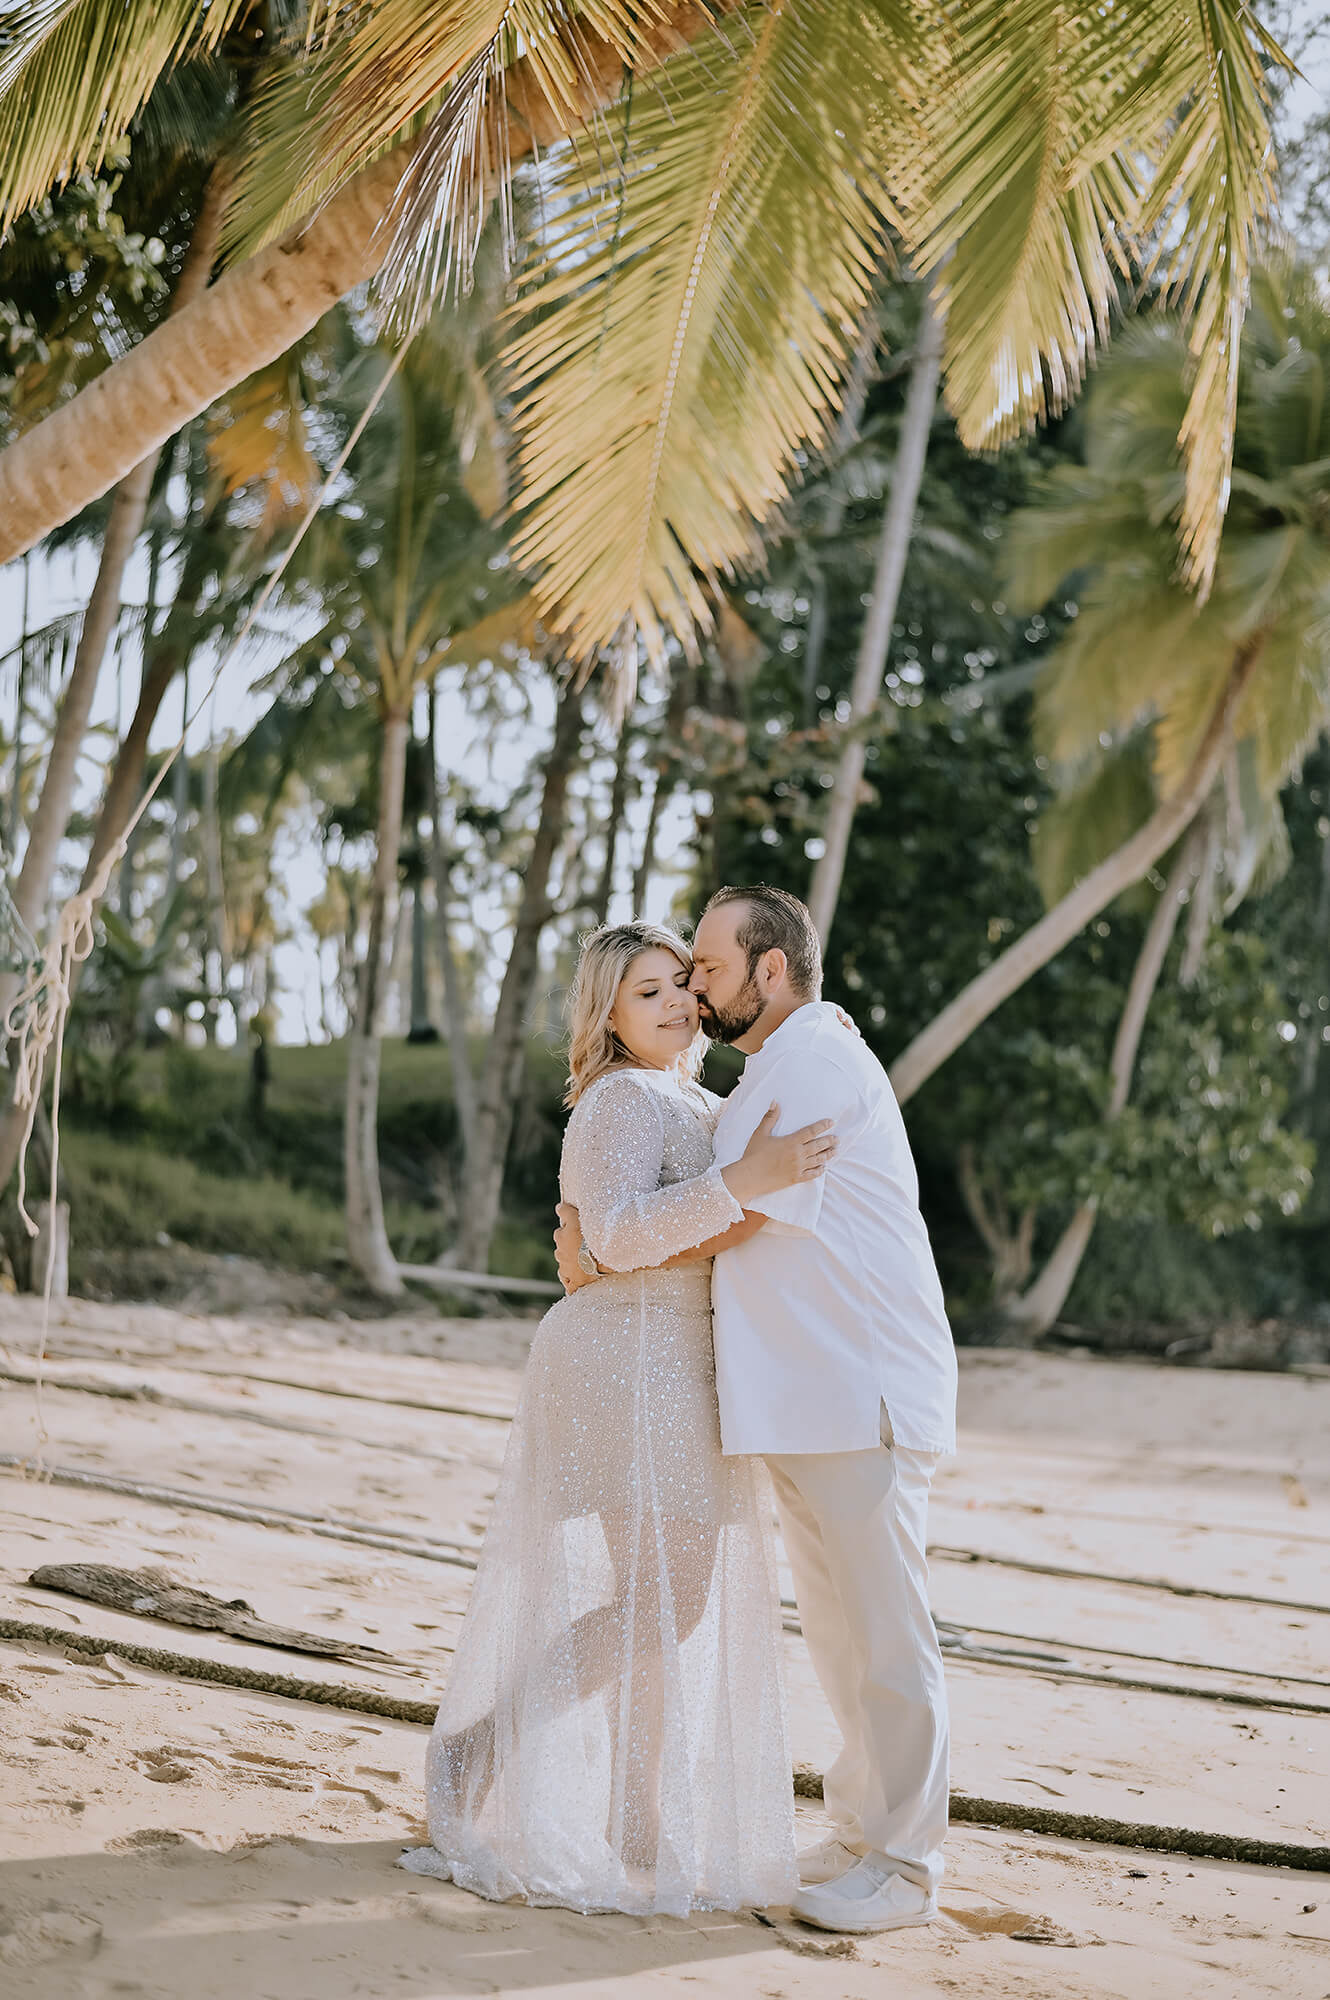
[710,1001,957,1457]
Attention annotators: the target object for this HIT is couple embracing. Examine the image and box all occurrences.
[403,885,958,1935]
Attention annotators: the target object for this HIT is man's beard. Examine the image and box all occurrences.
[698,975,764,1045]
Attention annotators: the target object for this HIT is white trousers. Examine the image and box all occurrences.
[765,1415,949,1894]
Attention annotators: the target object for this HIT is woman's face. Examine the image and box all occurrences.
[608,947,699,1071]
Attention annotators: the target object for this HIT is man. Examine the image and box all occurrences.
[555,884,957,1935]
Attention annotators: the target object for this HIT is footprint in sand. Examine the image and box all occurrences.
[134,1746,217,1784]
[411,1898,521,1935]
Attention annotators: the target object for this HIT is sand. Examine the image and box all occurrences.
[1,1293,1327,1999]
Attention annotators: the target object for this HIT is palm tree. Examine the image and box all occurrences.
[0,0,1290,660]
[901,261,1330,1323]
[890,263,1330,1106]
[0,173,223,1013]
[262,320,526,1292]
[453,668,586,1272]
[806,280,944,943]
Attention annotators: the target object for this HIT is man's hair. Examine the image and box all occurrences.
[702,883,822,997]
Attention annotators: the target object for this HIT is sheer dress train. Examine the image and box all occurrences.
[401,1067,795,1915]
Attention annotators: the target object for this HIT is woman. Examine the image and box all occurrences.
[402,921,836,1916]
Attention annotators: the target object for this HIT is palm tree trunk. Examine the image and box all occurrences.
[1003,822,1206,1335]
[801,301,882,721]
[407,882,435,1040]
[631,668,691,910]
[427,679,477,1156]
[6,461,154,938]
[889,639,1266,1106]
[165,664,190,907]
[632,768,669,912]
[0,172,224,1044]
[807,284,944,948]
[591,723,634,924]
[345,703,411,1296]
[201,743,232,1039]
[0,579,204,1194]
[456,674,584,1271]
[81,513,217,901]
[0,4,732,564]
[954,1142,1035,1301]
[83,650,181,893]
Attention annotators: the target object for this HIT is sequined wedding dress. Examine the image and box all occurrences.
[401,1065,795,1916]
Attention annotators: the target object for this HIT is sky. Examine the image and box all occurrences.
[2,6,1328,1044]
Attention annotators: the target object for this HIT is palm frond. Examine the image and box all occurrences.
[1034,579,1229,775]
[1222,738,1288,910]
[1031,736,1156,905]
[909,0,1140,451]
[1132,1,1287,596]
[907,0,1290,598]
[1231,598,1330,795]
[0,0,252,228]
[0,607,81,701]
[504,0,907,668]
[225,0,647,310]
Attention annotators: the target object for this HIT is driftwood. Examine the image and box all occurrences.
[28,1562,394,1665]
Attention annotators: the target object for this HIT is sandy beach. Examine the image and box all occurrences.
[1,1294,1327,1999]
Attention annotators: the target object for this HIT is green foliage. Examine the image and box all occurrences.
[59,1126,346,1270]
[56,1038,565,1284]
[1010,266,1330,833]
[0,153,168,433]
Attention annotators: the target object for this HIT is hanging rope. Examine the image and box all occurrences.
[3,333,418,1456]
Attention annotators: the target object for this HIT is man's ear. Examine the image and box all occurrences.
[761,947,788,993]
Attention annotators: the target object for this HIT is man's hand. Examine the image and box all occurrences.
[554,1201,598,1294]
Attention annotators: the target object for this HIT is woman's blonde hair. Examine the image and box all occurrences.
[565,922,704,1106]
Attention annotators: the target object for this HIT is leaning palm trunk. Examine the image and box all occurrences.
[455,676,584,1272]
[1002,823,1205,1336]
[0,5,730,565]
[4,460,153,946]
[889,639,1266,1105]
[807,285,944,947]
[0,547,208,1195]
[345,704,411,1296]
[0,180,222,1201]
[0,172,222,941]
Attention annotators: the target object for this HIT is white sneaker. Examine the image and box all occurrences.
[797,1834,866,1885]
[791,1855,937,1934]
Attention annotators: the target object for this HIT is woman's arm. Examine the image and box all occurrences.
[567,1074,744,1272]
[659,1211,766,1265]
[555,1203,764,1291]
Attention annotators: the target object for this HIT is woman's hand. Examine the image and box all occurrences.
[554,1202,597,1293]
[721,1105,837,1207]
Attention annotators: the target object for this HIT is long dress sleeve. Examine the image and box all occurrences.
[564,1072,742,1271]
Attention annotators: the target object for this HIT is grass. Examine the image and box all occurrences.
[59,1127,348,1271]
[48,1034,568,1287]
